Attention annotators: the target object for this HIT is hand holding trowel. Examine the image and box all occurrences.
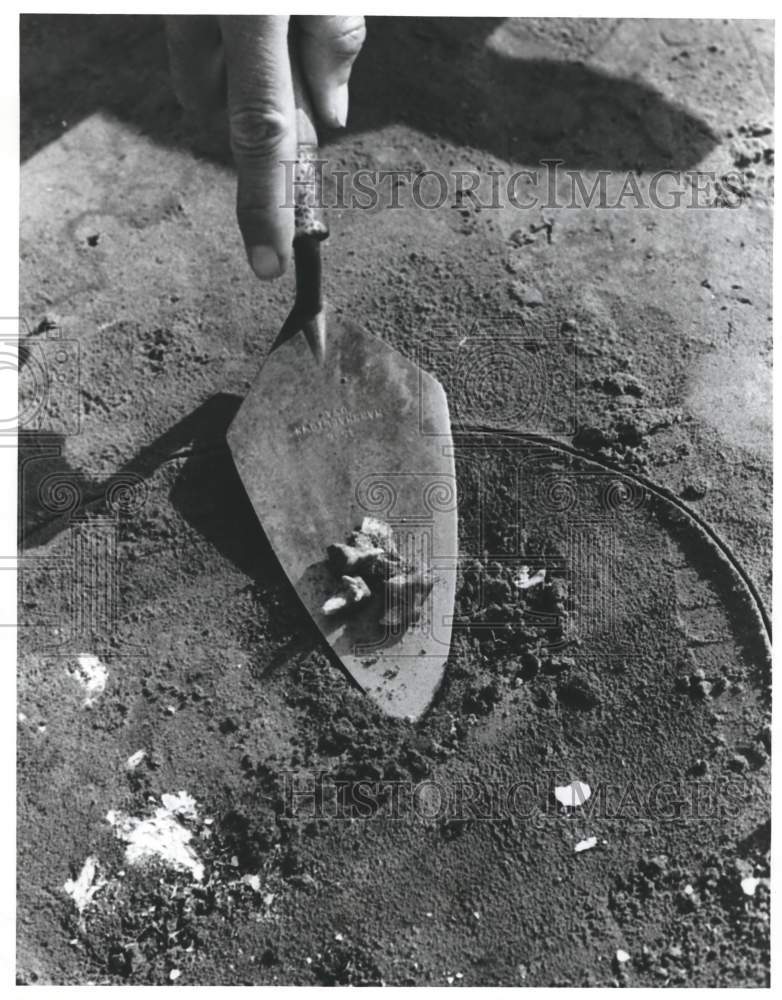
[227,38,457,720]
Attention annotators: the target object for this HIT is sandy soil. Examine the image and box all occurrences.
[18,16,771,986]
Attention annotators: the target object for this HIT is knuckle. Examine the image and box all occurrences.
[229,104,289,157]
[329,18,366,60]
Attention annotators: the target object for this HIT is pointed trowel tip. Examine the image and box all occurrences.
[303,310,326,365]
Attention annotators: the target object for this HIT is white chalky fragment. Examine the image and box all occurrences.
[575,836,598,853]
[514,566,547,590]
[616,949,631,963]
[554,781,592,809]
[63,856,105,913]
[71,654,109,706]
[160,791,198,818]
[126,749,146,770]
[107,792,203,881]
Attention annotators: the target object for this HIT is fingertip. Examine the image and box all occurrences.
[332,83,349,128]
[247,245,284,280]
[305,82,349,130]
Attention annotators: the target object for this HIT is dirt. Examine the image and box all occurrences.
[18,16,771,987]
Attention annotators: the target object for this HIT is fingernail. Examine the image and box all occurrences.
[247,245,282,280]
[332,84,349,128]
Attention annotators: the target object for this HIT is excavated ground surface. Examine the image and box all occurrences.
[18,16,771,986]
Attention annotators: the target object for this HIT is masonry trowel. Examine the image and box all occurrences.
[227,53,457,720]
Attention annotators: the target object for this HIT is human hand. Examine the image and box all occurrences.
[165,15,366,279]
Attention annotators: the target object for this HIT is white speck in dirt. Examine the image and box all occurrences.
[513,566,547,590]
[575,836,598,853]
[63,856,105,913]
[554,781,592,809]
[169,969,181,981]
[126,749,146,770]
[741,876,760,896]
[616,949,631,963]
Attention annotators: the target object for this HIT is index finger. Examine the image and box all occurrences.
[219,15,296,279]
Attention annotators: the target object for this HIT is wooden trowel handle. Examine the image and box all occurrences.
[290,45,329,244]
[280,35,327,362]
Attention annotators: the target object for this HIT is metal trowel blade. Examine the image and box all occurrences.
[227,317,457,720]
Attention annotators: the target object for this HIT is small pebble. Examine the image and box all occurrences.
[509,280,544,307]
[728,754,749,773]
[519,651,540,679]
[681,479,709,500]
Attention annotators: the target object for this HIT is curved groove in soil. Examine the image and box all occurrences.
[458,425,772,648]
